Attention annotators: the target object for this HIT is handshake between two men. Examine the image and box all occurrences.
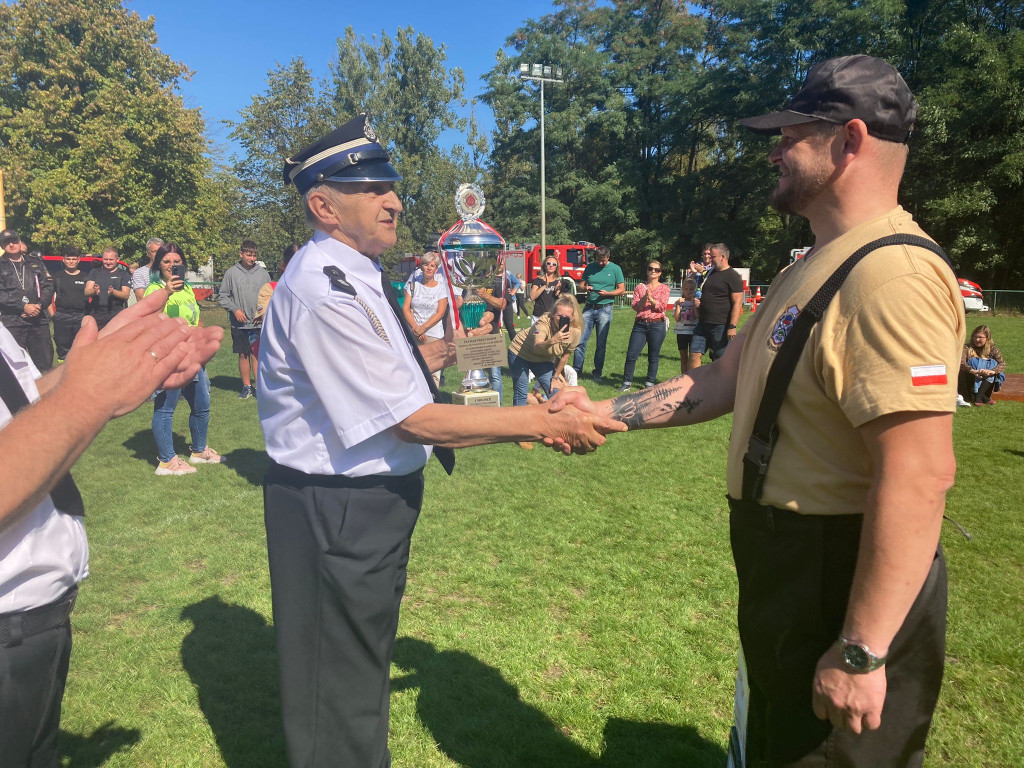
[400,307,643,455]
[407,310,728,455]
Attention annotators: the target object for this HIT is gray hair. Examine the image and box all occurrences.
[302,181,348,229]
[420,251,440,267]
[146,237,164,249]
[712,242,730,260]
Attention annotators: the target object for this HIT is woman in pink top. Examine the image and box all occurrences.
[621,260,671,391]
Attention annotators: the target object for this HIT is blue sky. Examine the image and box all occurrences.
[131,0,560,159]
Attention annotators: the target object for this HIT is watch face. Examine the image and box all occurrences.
[843,643,869,670]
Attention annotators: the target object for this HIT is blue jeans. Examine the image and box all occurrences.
[152,367,211,462]
[623,320,667,386]
[573,304,614,376]
[487,366,503,405]
[508,351,555,406]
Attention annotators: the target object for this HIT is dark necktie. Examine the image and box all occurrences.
[0,354,85,516]
[379,272,456,475]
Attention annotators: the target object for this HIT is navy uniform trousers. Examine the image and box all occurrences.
[0,587,77,767]
[728,498,946,768]
[264,461,423,768]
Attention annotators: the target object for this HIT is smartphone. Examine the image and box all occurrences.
[558,316,571,331]
[171,264,185,281]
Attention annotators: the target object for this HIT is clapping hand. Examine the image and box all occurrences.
[79,290,224,400]
[63,306,222,419]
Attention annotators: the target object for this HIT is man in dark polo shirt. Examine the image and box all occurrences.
[51,248,90,361]
[689,242,743,368]
[84,247,130,330]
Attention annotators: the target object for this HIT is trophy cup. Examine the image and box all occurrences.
[438,184,508,395]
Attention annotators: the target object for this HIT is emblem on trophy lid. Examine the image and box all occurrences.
[362,114,377,142]
[455,183,486,221]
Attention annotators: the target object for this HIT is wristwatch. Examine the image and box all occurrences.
[727,323,737,329]
[836,636,887,673]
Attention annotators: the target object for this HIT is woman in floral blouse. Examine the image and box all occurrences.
[621,260,671,391]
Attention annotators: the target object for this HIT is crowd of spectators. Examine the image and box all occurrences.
[386,240,749,407]
[0,230,303,476]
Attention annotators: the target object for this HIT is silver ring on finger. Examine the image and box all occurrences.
[149,350,160,363]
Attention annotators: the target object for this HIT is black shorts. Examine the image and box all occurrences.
[231,327,259,356]
[675,333,693,354]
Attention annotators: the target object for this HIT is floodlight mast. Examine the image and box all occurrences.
[518,63,564,259]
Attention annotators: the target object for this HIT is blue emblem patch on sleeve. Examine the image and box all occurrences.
[769,305,801,348]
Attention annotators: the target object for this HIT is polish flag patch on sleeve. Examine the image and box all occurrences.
[910,364,948,386]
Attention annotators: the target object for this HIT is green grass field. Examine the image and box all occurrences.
[58,307,1024,767]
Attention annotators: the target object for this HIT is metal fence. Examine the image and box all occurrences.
[982,290,1024,315]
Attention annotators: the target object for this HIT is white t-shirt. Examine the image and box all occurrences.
[404,275,448,340]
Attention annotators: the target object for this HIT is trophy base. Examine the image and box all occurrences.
[451,389,500,408]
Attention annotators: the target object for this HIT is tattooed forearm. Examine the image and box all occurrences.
[609,383,703,429]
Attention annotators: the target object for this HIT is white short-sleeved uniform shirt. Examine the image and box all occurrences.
[257,232,434,477]
[0,327,88,613]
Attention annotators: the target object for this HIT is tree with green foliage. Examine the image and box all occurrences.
[0,0,225,263]
[483,0,1024,286]
[227,58,332,265]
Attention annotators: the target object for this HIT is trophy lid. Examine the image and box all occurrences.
[440,218,505,251]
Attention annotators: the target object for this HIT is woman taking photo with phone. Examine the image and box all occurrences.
[507,295,582,407]
[145,243,224,475]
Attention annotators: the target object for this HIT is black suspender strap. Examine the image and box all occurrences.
[378,271,456,476]
[741,234,953,503]
[0,354,85,516]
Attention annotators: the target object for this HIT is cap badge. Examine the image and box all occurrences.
[363,116,378,142]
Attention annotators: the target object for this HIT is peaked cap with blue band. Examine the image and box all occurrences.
[282,113,402,195]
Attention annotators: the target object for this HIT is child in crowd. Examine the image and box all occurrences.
[673,278,699,374]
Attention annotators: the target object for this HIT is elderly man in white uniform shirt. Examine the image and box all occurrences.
[0,292,222,766]
[258,114,624,768]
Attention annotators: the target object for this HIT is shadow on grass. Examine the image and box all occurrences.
[209,374,242,393]
[1004,449,1024,459]
[391,637,726,768]
[123,428,188,467]
[123,429,266,483]
[221,447,269,486]
[180,596,286,768]
[60,721,140,767]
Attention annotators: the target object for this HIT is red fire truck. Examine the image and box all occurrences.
[395,241,597,297]
[503,242,597,295]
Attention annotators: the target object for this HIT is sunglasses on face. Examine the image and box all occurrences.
[648,267,661,272]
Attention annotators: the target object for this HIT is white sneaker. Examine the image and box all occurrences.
[956,394,972,407]
[156,456,198,475]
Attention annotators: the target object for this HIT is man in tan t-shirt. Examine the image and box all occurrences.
[549,55,962,766]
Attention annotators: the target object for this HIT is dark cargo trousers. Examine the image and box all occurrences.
[728,498,946,768]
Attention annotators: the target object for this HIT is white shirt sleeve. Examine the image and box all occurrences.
[290,295,431,449]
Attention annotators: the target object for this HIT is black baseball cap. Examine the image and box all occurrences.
[739,55,917,143]
[0,229,20,244]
